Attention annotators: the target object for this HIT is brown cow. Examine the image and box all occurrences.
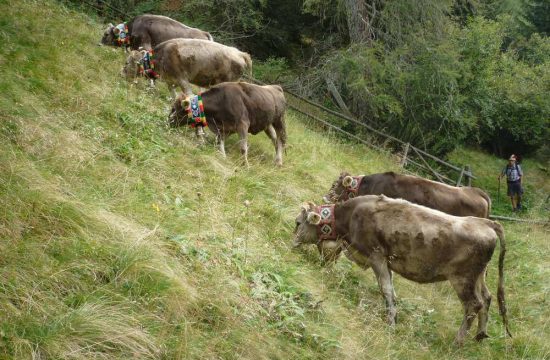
[324,171,491,218]
[122,39,252,96]
[101,14,212,50]
[168,82,286,167]
[293,195,511,345]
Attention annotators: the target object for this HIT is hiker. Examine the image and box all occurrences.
[498,154,524,212]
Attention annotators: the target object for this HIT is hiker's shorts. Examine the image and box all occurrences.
[507,181,523,196]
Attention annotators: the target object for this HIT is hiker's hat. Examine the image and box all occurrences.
[508,154,516,161]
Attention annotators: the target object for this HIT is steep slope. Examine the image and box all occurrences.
[0,1,548,359]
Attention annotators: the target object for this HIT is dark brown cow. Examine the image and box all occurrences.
[324,171,491,218]
[169,82,286,167]
[293,195,511,345]
[122,39,252,96]
[101,14,212,50]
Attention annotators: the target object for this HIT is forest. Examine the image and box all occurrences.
[75,0,549,159]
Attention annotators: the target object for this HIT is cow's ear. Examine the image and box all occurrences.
[181,99,190,109]
[307,212,321,225]
[300,202,309,212]
[113,27,120,35]
[342,176,353,188]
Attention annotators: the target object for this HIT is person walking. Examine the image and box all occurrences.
[498,154,524,212]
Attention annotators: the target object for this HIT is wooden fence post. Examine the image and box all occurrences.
[326,78,353,117]
[456,166,465,186]
[465,165,472,186]
[400,143,410,168]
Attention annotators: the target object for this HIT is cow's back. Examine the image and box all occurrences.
[129,15,211,49]
[361,172,489,218]
[154,39,249,88]
[239,83,286,134]
[348,196,497,282]
[202,82,285,134]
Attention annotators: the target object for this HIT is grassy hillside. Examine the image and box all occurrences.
[1,1,548,359]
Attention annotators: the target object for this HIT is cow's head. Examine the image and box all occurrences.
[293,202,320,247]
[100,23,116,46]
[121,50,146,80]
[293,202,343,263]
[168,94,191,127]
[323,172,354,203]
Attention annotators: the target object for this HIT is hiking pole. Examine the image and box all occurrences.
[497,177,501,206]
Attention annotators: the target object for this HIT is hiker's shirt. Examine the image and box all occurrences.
[502,164,523,182]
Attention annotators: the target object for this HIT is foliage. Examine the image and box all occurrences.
[456,17,550,155]
[299,5,549,156]
[175,0,319,59]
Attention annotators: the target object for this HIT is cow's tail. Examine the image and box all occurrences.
[493,221,512,338]
[206,31,214,42]
[478,189,492,218]
[279,115,287,149]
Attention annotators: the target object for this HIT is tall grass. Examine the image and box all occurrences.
[0,0,548,359]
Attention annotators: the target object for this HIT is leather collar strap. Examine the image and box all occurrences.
[342,176,364,201]
[316,204,337,241]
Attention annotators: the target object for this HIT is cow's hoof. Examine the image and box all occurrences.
[474,332,489,341]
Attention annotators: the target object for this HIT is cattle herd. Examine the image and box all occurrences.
[101,15,512,345]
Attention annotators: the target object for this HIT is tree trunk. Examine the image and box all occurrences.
[344,0,371,43]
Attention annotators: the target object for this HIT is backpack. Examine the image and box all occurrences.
[503,163,521,181]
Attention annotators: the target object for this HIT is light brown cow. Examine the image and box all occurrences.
[324,171,491,218]
[101,14,212,50]
[122,39,252,96]
[168,82,287,167]
[293,195,511,345]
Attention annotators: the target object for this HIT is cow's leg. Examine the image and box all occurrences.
[272,119,286,167]
[165,82,178,99]
[264,125,277,146]
[264,125,283,166]
[238,128,249,168]
[389,270,398,301]
[474,270,492,341]
[218,133,227,158]
[177,79,194,97]
[370,256,397,325]
[450,276,483,346]
[195,126,205,144]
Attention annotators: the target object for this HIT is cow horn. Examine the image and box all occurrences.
[181,98,190,109]
[342,176,354,188]
[307,212,321,225]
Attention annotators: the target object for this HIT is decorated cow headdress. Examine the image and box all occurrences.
[340,175,364,201]
[306,204,338,241]
[182,94,208,128]
[113,23,130,47]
